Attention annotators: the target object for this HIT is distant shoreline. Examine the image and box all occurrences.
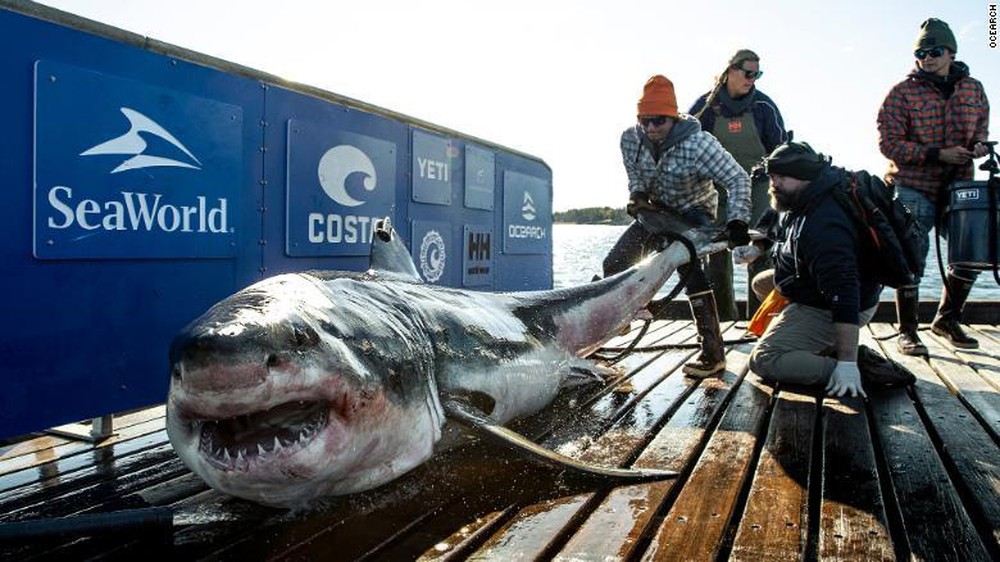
[552,207,630,225]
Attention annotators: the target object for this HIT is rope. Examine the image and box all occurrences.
[594,230,699,365]
[595,336,759,356]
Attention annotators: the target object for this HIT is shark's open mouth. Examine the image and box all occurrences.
[197,400,329,469]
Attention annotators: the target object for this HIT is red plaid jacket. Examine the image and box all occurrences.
[877,65,990,204]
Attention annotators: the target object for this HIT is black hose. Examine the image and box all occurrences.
[987,145,1000,285]
[596,336,759,355]
[0,507,174,543]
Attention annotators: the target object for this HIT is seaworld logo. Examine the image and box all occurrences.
[308,144,383,244]
[80,107,202,173]
[41,107,228,234]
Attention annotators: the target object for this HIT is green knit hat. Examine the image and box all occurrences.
[914,18,957,54]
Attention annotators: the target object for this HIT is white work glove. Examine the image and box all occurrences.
[826,361,867,398]
[732,245,761,265]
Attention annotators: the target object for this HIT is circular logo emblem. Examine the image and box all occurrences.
[419,230,446,283]
[317,145,376,207]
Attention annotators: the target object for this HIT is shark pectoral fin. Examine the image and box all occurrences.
[441,398,677,482]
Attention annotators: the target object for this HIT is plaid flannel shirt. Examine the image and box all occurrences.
[620,124,751,224]
[877,68,990,203]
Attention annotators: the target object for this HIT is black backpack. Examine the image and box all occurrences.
[828,170,928,288]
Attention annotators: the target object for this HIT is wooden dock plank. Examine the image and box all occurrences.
[921,330,1000,441]
[0,413,166,481]
[870,324,1000,555]
[552,339,763,561]
[729,389,815,562]
[948,326,1000,392]
[0,433,176,515]
[464,494,591,561]
[819,395,895,561]
[864,328,994,561]
[638,345,768,561]
[416,509,515,562]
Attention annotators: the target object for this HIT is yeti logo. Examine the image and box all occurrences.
[80,107,201,174]
[317,145,377,207]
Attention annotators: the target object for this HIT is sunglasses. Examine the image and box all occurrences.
[639,116,670,127]
[733,67,763,80]
[914,46,946,60]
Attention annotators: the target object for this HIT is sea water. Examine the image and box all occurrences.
[552,223,1000,301]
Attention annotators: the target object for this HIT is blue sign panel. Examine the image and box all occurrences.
[463,224,493,287]
[464,145,495,210]
[286,118,397,256]
[411,220,451,284]
[412,129,457,206]
[502,171,551,254]
[33,60,243,259]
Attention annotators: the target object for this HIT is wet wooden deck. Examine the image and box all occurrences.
[2,318,999,561]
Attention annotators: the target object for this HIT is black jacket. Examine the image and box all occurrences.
[769,165,882,324]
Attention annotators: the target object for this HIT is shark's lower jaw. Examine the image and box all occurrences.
[195,400,329,471]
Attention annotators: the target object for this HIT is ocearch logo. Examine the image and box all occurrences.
[509,189,546,240]
[521,191,536,221]
[308,144,382,245]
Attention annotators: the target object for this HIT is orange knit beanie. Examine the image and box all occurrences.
[637,75,678,118]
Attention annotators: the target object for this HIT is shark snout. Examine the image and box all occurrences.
[170,316,321,392]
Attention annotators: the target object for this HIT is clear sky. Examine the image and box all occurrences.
[34,0,1000,211]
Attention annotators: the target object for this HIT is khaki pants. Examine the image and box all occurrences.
[749,303,877,385]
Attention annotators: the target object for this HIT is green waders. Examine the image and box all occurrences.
[708,108,769,321]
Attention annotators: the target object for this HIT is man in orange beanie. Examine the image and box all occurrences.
[602,74,752,377]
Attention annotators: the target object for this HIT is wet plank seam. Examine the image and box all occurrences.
[892,381,1000,558]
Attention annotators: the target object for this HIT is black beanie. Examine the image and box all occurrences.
[763,141,828,181]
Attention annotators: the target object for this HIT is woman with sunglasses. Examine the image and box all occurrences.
[601,74,752,377]
[689,49,788,322]
[877,18,991,356]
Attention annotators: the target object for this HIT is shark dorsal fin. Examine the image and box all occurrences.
[369,218,423,282]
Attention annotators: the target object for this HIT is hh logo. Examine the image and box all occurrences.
[727,121,743,134]
[81,107,202,174]
[317,145,377,207]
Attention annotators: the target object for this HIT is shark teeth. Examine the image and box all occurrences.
[197,400,329,470]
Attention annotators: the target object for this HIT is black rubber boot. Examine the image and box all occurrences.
[895,285,928,356]
[931,274,979,349]
[857,345,916,388]
[682,290,726,378]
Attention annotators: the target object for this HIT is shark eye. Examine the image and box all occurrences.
[171,364,183,382]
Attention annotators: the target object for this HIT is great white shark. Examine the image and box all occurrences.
[166,215,728,508]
